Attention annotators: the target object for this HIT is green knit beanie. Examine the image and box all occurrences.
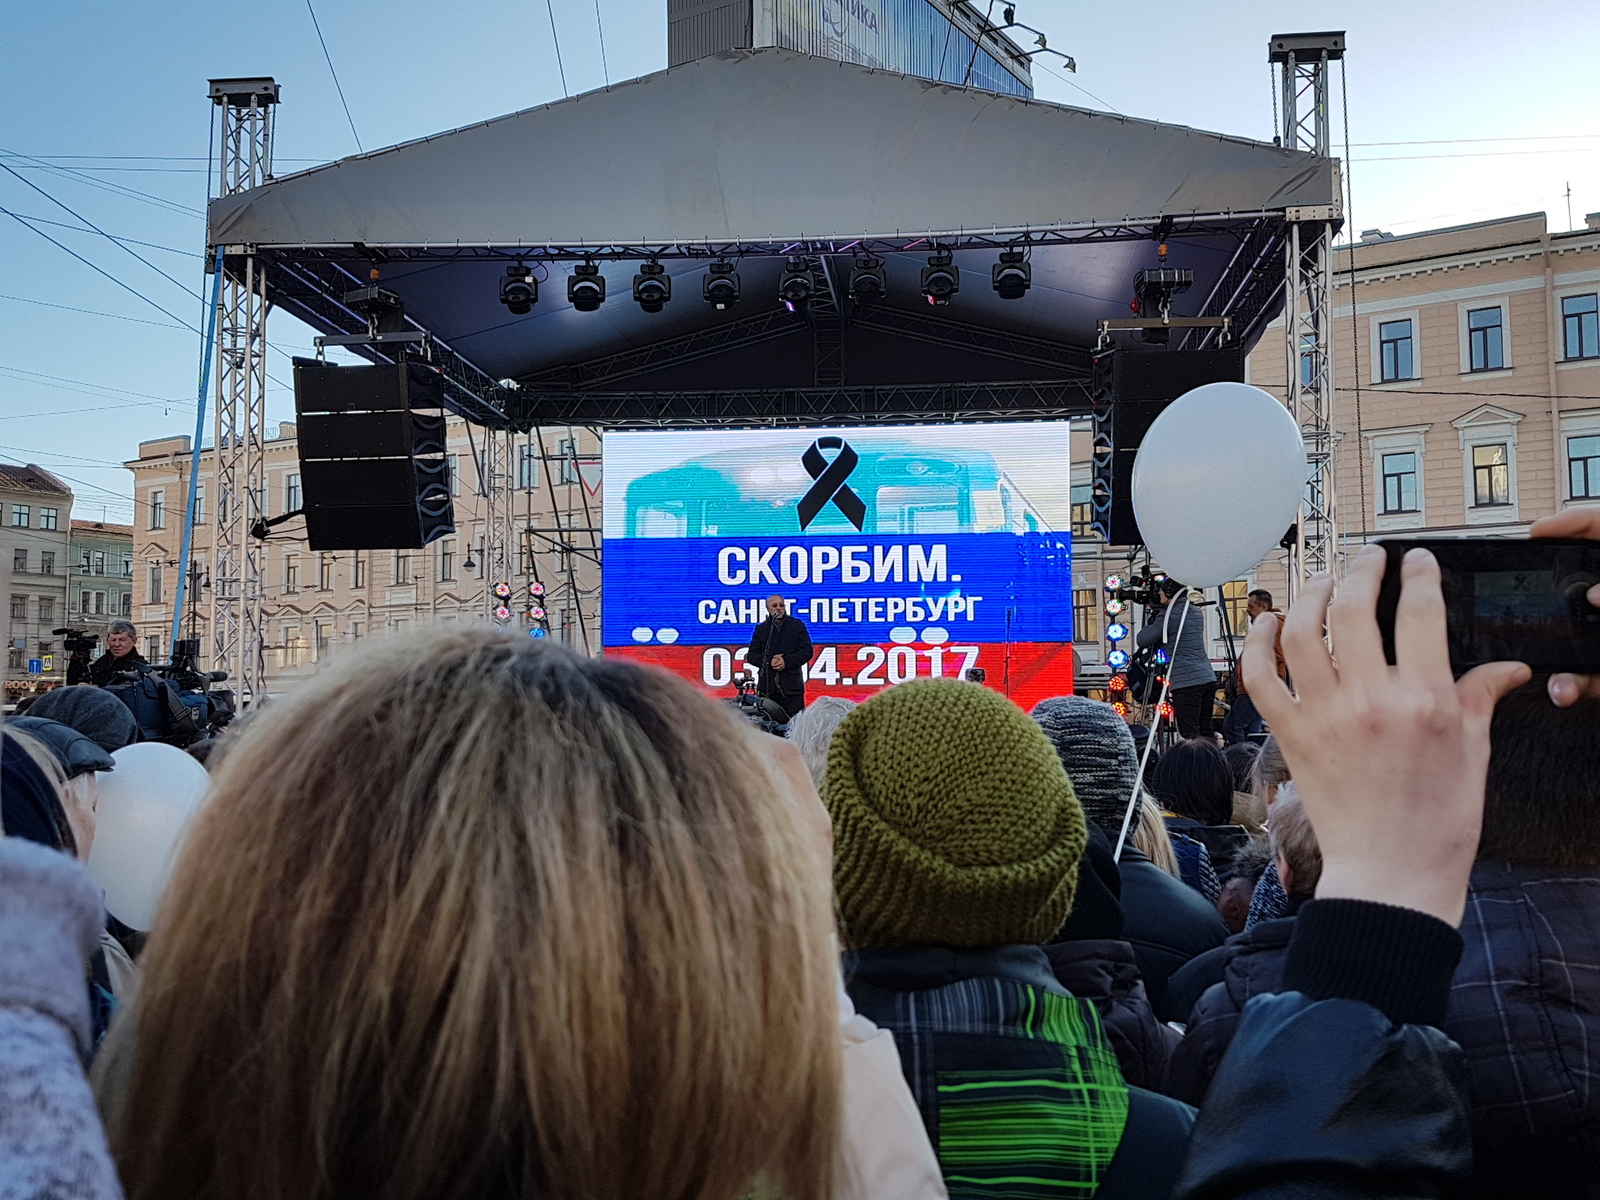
[822,679,1087,949]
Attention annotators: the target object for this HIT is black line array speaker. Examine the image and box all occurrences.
[1090,348,1245,546]
[292,357,456,551]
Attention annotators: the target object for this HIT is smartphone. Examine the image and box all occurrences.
[1376,538,1600,673]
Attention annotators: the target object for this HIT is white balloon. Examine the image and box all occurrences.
[86,742,211,930]
[1131,381,1307,589]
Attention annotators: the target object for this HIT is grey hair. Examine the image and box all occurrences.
[108,620,137,638]
[786,696,857,788]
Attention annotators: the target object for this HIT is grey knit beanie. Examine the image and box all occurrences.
[28,686,138,753]
[1031,697,1138,838]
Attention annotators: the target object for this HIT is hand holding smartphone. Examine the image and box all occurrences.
[1376,537,1600,674]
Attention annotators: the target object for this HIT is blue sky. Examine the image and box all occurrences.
[2,0,1596,523]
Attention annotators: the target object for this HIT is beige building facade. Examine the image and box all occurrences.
[127,420,601,693]
[1068,210,1600,683]
[0,465,74,699]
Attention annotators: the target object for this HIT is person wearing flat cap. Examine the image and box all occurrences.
[822,679,1193,1200]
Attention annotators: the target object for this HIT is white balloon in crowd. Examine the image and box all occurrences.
[86,742,211,930]
[1131,381,1308,588]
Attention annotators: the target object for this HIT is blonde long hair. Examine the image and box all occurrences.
[96,632,841,1200]
[1131,794,1181,876]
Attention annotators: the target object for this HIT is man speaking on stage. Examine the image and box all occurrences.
[746,594,813,720]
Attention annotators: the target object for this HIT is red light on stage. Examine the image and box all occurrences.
[1111,701,1129,716]
[1108,674,1127,693]
[1158,700,1174,721]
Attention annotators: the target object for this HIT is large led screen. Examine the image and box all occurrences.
[603,422,1074,709]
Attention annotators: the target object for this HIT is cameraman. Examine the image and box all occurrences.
[88,620,147,687]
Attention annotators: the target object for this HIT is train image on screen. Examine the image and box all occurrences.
[622,440,1052,539]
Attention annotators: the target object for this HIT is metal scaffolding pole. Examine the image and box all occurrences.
[1271,34,1345,591]
[207,78,277,703]
[481,427,515,623]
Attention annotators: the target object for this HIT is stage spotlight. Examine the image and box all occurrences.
[848,254,886,304]
[992,248,1031,300]
[500,264,537,315]
[1106,622,1129,642]
[703,261,741,310]
[568,261,606,312]
[633,261,671,313]
[920,249,959,307]
[778,258,815,313]
[1107,649,1130,668]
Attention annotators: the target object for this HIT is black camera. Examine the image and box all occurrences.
[726,673,790,737]
[53,627,99,686]
[103,638,235,747]
[1106,570,1170,609]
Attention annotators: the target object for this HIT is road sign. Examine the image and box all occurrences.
[41,654,54,672]
[27,658,41,675]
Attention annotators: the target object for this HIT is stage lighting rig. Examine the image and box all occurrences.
[703,261,741,310]
[992,249,1031,300]
[500,264,538,315]
[920,249,959,307]
[342,281,407,335]
[633,261,671,313]
[1131,265,1193,343]
[849,254,886,304]
[778,258,815,313]
[568,261,606,312]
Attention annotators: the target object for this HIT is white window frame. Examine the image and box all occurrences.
[1557,286,1600,367]
[1452,405,1523,525]
[1559,408,1600,502]
[1458,298,1513,377]
[1370,310,1422,387]
[1365,425,1430,531]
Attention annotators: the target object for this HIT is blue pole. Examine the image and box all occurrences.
[171,246,224,652]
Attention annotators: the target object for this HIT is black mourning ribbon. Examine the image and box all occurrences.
[797,436,867,531]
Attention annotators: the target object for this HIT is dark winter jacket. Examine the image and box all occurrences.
[846,944,1194,1200]
[1447,861,1600,1198]
[1165,916,1296,1106]
[1119,845,1230,1022]
[1175,898,1473,1199]
[1046,938,1181,1093]
[744,614,812,706]
[87,649,146,687]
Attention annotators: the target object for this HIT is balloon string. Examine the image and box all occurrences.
[1112,596,1190,862]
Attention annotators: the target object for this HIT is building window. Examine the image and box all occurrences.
[1220,580,1252,637]
[120,593,131,617]
[285,474,301,513]
[1072,589,1098,642]
[11,549,24,573]
[149,490,165,529]
[446,454,460,496]
[79,548,90,572]
[1570,435,1600,499]
[39,552,53,576]
[1381,451,1420,513]
[121,554,132,578]
[80,590,91,613]
[353,551,365,588]
[1564,294,1599,361]
[394,551,411,585]
[145,635,160,662]
[1070,484,1093,537]
[318,554,333,591]
[437,540,455,582]
[284,554,298,592]
[558,436,578,484]
[520,443,539,490]
[9,595,25,620]
[7,647,21,671]
[37,597,52,622]
[93,591,105,616]
[1298,332,1318,388]
[10,505,28,528]
[1472,443,1511,507]
[1379,319,1415,382]
[147,564,163,604]
[314,621,329,661]
[38,507,56,531]
[1467,307,1504,372]
[193,485,206,525]
[520,527,539,574]
[92,551,105,576]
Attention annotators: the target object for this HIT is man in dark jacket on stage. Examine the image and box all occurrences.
[87,620,147,687]
[745,594,812,720]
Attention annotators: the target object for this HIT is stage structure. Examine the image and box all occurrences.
[1272,31,1345,588]
[203,47,1342,667]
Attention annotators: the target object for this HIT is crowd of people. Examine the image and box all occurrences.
[4,511,1600,1199]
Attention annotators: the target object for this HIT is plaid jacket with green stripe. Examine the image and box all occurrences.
[846,945,1131,1200]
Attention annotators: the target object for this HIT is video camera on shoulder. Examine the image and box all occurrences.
[1376,538,1600,674]
[727,672,790,737]
[103,637,236,747]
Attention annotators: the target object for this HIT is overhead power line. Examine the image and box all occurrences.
[304,0,363,153]
[0,149,201,215]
